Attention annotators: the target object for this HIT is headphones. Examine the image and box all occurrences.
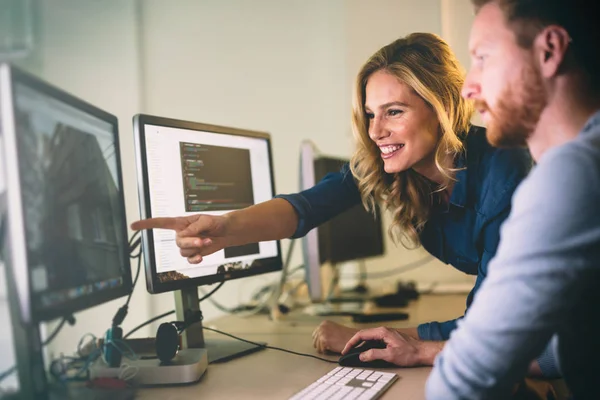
[155,310,203,363]
[155,321,187,363]
[103,311,202,366]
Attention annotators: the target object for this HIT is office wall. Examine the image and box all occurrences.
[1,0,478,363]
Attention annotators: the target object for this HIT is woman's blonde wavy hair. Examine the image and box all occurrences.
[349,32,474,247]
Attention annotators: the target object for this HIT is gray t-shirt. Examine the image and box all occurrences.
[426,110,600,399]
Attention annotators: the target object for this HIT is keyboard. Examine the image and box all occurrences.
[289,366,398,400]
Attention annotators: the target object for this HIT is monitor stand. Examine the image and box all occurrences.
[175,287,266,364]
[299,263,366,317]
[321,262,370,310]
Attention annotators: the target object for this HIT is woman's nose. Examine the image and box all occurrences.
[368,117,390,141]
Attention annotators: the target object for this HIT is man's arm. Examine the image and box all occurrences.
[426,146,600,399]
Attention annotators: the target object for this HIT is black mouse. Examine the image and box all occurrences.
[338,340,397,368]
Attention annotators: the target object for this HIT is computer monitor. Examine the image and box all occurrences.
[299,141,385,303]
[133,114,283,363]
[0,63,132,398]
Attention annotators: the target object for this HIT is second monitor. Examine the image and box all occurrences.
[299,141,385,303]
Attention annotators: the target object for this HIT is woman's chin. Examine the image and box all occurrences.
[383,162,405,174]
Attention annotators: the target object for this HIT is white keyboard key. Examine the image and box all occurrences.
[329,386,354,400]
[357,390,379,400]
[345,387,366,400]
[289,367,399,400]
[366,374,380,382]
[328,367,342,375]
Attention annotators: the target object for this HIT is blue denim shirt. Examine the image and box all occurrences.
[277,126,532,338]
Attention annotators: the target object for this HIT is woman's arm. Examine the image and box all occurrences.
[275,162,362,238]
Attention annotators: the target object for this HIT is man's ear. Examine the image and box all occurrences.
[535,25,571,79]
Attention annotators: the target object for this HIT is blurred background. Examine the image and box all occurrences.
[0,0,477,374]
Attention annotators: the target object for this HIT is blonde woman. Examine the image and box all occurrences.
[132,33,548,373]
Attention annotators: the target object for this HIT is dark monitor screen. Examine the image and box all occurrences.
[314,157,385,264]
[133,114,283,294]
[0,64,132,323]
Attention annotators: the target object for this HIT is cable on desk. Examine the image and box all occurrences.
[203,326,338,365]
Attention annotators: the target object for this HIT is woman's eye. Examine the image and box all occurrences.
[388,109,403,117]
[365,112,374,119]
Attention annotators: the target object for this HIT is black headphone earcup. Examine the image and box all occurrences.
[156,322,179,363]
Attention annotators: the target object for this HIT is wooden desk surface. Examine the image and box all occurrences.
[137,294,467,399]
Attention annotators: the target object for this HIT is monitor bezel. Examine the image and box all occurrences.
[133,113,283,294]
[299,140,323,303]
[0,63,133,323]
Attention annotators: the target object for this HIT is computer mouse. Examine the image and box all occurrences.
[338,340,397,368]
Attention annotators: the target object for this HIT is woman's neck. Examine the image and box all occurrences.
[412,151,454,187]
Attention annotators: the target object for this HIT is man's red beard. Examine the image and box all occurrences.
[475,62,547,148]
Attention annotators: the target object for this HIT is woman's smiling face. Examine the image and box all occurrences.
[365,70,440,175]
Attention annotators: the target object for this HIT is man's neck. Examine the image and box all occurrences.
[527,79,600,162]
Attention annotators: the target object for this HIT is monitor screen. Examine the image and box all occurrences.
[133,114,282,294]
[0,64,132,323]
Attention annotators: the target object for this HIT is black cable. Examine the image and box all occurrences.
[123,281,225,339]
[111,233,144,327]
[128,230,141,248]
[129,238,142,258]
[199,281,225,302]
[203,326,338,364]
[124,310,174,339]
[124,255,142,308]
[339,256,432,280]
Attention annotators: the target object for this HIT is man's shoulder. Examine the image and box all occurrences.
[512,136,600,222]
[533,134,600,195]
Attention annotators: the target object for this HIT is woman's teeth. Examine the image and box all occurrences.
[380,144,404,154]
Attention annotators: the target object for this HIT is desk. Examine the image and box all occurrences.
[137,294,468,399]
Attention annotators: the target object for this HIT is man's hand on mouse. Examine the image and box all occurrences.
[312,321,421,355]
[341,327,444,367]
[130,214,230,264]
[312,321,358,354]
